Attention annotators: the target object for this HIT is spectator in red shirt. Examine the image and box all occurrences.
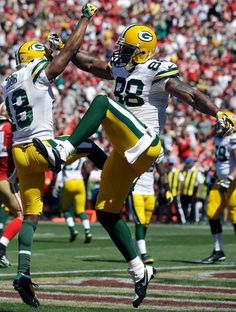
[175,128,193,162]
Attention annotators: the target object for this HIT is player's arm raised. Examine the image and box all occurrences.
[72,51,114,80]
[165,77,218,117]
[45,3,97,81]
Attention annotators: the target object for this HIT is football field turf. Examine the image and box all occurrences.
[0,221,236,311]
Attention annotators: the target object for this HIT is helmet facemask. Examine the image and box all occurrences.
[112,38,139,70]
[215,112,236,137]
[215,123,235,138]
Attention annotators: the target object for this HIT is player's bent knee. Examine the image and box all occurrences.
[92,94,109,108]
[24,215,39,228]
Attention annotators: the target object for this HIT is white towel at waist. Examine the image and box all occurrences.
[124,128,157,164]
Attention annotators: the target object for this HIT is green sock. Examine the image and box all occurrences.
[77,212,87,221]
[77,213,90,234]
[135,224,146,240]
[68,95,109,148]
[97,211,137,262]
[18,220,37,275]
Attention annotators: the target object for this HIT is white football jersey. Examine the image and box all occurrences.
[133,165,155,195]
[111,58,179,133]
[1,58,54,145]
[215,133,236,178]
[62,158,86,182]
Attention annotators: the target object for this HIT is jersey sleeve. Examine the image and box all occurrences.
[153,60,179,82]
[29,59,50,85]
[230,133,236,149]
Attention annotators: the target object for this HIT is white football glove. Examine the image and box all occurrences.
[218,175,234,192]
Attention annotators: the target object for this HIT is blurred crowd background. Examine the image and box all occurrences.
[0,0,235,222]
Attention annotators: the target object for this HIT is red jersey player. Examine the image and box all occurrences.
[0,103,23,267]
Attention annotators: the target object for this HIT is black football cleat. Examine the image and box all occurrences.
[201,249,226,264]
[70,230,79,242]
[33,138,63,173]
[84,232,92,243]
[13,274,40,308]
[133,265,156,308]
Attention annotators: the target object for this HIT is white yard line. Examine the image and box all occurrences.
[0,263,235,277]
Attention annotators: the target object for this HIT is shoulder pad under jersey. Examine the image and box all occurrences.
[147,59,179,82]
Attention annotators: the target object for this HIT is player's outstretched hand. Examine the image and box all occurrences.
[81,3,97,20]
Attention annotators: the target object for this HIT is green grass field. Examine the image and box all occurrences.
[0,221,236,311]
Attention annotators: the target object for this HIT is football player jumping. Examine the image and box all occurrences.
[33,25,235,308]
[201,114,236,264]
[1,3,98,308]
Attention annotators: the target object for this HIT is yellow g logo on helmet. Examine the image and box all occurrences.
[30,42,45,51]
[15,41,46,67]
[138,31,154,42]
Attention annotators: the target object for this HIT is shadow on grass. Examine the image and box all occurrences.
[33,239,67,243]
[161,259,203,264]
[81,258,125,263]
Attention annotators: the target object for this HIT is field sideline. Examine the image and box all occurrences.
[0,222,235,311]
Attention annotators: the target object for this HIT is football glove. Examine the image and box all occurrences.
[165,190,174,205]
[81,3,97,20]
[47,33,64,51]
[218,175,234,192]
[216,111,236,137]
[162,183,174,205]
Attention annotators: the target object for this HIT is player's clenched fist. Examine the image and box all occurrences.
[48,33,64,51]
[81,3,98,20]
